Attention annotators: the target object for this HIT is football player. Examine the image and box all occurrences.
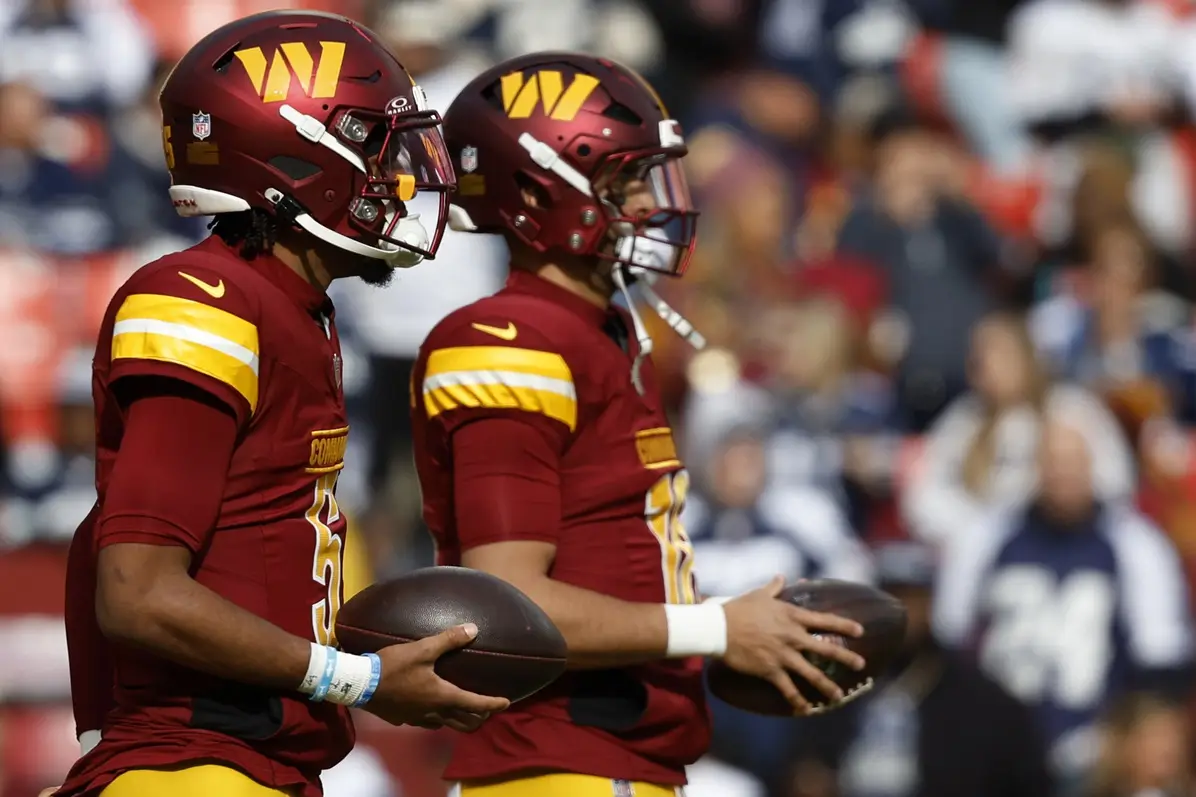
[411,52,869,797]
[55,11,508,797]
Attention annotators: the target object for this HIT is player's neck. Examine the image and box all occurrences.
[533,264,611,309]
[270,240,334,293]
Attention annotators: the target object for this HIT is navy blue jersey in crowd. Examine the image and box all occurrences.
[685,486,874,599]
[934,502,1194,776]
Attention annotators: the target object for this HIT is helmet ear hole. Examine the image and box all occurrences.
[515,171,553,210]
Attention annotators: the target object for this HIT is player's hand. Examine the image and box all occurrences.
[363,623,510,728]
[38,789,60,797]
[722,576,866,715]
[408,709,492,733]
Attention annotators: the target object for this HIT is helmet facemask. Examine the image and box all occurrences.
[333,104,455,264]
[593,149,697,277]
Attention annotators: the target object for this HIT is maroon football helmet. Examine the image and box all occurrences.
[441,52,697,277]
[160,10,454,267]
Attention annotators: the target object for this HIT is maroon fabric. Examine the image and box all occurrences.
[412,269,708,786]
[452,417,563,549]
[60,237,355,797]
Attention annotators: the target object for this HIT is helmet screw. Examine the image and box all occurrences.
[580,208,597,226]
[351,199,379,223]
[569,233,584,250]
[324,190,336,202]
[514,214,528,228]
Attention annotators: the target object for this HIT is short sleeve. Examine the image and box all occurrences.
[107,264,260,425]
[416,316,577,445]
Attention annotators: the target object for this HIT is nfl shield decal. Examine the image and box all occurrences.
[192,112,212,141]
[332,353,343,391]
[460,145,478,173]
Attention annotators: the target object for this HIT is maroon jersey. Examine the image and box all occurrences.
[59,236,353,797]
[411,269,709,786]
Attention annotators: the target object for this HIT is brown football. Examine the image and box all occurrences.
[335,566,567,703]
[707,579,907,716]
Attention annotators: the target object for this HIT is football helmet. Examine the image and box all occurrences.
[441,52,697,278]
[159,10,454,267]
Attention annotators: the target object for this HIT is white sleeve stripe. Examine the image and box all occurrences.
[423,370,577,399]
[112,318,260,374]
[932,510,1021,647]
[1107,509,1195,666]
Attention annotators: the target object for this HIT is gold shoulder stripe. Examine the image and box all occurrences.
[423,345,576,430]
[112,293,260,410]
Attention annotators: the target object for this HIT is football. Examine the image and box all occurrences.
[335,566,568,703]
[707,579,907,716]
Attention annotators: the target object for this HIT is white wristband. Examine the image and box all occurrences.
[298,643,375,706]
[324,652,375,706]
[664,602,727,657]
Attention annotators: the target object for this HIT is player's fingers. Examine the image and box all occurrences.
[759,575,786,598]
[788,605,863,638]
[419,623,480,658]
[435,680,511,715]
[440,709,491,733]
[800,633,865,671]
[781,648,845,704]
[763,664,810,714]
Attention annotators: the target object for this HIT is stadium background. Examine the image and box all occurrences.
[5,0,1196,795]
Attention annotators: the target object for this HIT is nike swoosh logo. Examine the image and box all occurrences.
[471,322,517,341]
[179,271,226,299]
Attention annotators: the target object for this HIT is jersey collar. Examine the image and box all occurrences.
[203,235,334,318]
[506,268,608,327]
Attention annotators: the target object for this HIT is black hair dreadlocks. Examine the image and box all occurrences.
[209,209,279,260]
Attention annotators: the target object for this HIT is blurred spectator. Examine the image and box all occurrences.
[684,296,897,530]
[906,0,1034,174]
[1031,216,1192,438]
[1087,693,1193,797]
[903,311,1134,546]
[934,413,1194,787]
[107,58,207,247]
[0,0,155,116]
[786,540,1054,797]
[836,108,1006,429]
[0,348,95,548]
[331,0,504,576]
[1008,0,1194,256]
[0,79,171,255]
[686,422,874,788]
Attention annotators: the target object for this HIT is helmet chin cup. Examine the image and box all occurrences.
[614,227,675,273]
[389,213,431,253]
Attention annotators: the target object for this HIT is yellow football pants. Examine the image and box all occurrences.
[100,765,294,796]
[452,773,683,796]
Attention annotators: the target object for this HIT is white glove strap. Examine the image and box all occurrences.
[664,602,728,657]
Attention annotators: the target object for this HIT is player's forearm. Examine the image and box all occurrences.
[513,574,670,668]
[96,557,310,689]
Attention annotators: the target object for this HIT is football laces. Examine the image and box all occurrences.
[803,677,875,716]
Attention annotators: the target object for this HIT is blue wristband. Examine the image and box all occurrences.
[353,653,383,708]
[311,647,338,703]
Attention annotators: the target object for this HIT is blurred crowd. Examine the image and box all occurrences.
[4,0,1196,796]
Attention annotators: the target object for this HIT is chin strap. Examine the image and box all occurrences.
[611,266,708,396]
[634,271,707,350]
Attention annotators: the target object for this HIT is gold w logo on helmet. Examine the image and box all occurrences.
[499,70,601,121]
[234,41,346,104]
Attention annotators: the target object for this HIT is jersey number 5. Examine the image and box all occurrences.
[307,472,344,646]
[645,470,698,605]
